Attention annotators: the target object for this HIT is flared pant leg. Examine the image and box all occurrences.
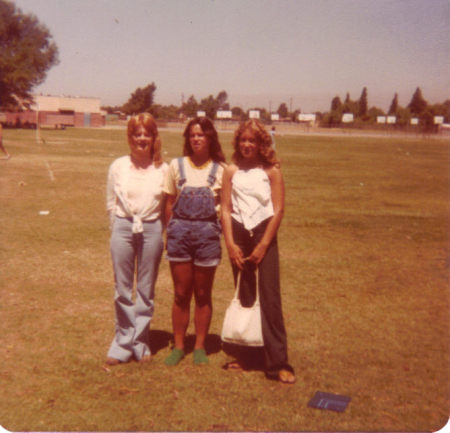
[231,218,293,376]
[108,217,163,361]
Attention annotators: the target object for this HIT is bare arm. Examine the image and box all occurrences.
[160,193,168,229]
[220,165,245,270]
[164,193,177,226]
[248,166,285,265]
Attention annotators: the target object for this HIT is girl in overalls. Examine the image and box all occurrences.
[221,119,295,384]
[163,117,226,366]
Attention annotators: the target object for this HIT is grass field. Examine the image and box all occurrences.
[0,126,448,432]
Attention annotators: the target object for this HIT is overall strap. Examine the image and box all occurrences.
[207,162,219,187]
[176,157,186,189]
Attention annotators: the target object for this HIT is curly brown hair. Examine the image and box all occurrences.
[127,113,163,167]
[232,119,279,168]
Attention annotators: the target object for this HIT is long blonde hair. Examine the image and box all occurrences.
[127,113,163,167]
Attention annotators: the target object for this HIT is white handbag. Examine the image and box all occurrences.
[221,269,264,347]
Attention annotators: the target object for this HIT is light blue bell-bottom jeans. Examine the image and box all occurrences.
[107,216,163,362]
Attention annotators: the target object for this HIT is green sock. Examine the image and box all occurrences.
[193,348,209,365]
[164,348,185,366]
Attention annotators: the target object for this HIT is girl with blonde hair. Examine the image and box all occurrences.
[221,119,295,383]
[105,113,168,365]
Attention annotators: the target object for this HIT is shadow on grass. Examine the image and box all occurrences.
[221,342,265,372]
[149,329,172,355]
[149,330,223,357]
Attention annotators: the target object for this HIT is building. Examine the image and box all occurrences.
[1,95,105,128]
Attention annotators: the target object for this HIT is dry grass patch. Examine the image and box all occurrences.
[0,128,448,432]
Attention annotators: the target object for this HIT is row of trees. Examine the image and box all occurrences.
[104,84,302,123]
[104,83,449,131]
[322,87,449,129]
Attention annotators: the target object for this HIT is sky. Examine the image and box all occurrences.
[13,0,450,113]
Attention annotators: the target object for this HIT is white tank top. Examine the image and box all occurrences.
[231,167,274,230]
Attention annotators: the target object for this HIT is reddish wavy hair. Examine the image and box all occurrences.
[127,113,163,167]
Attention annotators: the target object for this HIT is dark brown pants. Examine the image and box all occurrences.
[231,218,294,378]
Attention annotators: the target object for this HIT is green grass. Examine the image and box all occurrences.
[0,127,448,432]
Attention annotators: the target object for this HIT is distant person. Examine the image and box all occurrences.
[0,124,11,159]
[221,119,295,384]
[163,117,226,366]
[105,113,168,366]
[269,126,276,150]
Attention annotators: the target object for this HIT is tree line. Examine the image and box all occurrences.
[322,87,449,130]
[104,83,450,131]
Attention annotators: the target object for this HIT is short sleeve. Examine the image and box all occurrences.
[163,159,179,196]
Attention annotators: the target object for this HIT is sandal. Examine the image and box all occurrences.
[164,348,185,366]
[279,369,296,384]
[224,360,243,371]
[193,348,209,365]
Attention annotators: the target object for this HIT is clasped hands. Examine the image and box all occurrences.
[227,242,268,270]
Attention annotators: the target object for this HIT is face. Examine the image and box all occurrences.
[129,124,154,161]
[189,124,209,157]
[239,128,259,161]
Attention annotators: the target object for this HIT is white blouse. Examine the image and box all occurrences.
[106,156,168,232]
[231,167,274,230]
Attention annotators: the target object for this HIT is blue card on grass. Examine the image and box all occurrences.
[308,391,351,412]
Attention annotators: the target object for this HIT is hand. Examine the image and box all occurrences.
[248,242,268,265]
[227,243,245,270]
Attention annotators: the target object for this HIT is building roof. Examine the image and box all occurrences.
[32,95,101,113]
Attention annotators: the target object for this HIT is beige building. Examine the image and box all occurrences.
[1,95,105,128]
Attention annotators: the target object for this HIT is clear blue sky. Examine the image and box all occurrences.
[14,0,450,113]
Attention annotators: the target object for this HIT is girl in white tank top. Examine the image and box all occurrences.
[221,120,295,384]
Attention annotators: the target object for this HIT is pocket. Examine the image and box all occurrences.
[205,220,221,239]
[166,218,179,237]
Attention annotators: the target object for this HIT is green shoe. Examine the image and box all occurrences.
[193,348,209,365]
[164,348,185,366]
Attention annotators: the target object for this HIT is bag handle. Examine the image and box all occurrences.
[233,267,260,305]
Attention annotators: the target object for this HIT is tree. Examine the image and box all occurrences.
[0,0,59,109]
[395,106,411,127]
[358,87,368,118]
[216,90,229,110]
[330,96,342,112]
[277,103,289,118]
[367,106,385,122]
[199,94,217,119]
[231,106,244,119]
[291,109,301,122]
[388,93,398,115]
[199,90,229,118]
[152,104,179,120]
[122,83,157,115]
[408,87,427,116]
[181,95,199,118]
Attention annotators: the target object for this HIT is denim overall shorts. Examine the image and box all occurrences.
[166,158,221,267]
